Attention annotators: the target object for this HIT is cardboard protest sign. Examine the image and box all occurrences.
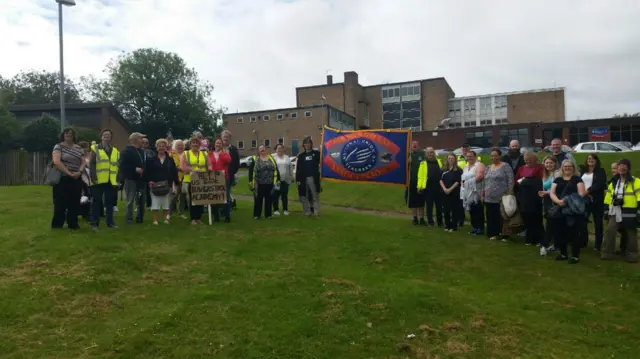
[190,171,227,205]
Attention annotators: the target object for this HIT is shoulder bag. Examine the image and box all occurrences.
[546,178,573,219]
[43,161,62,186]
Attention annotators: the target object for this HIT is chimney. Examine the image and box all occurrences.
[326,75,333,85]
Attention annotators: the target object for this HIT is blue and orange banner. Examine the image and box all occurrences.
[320,126,410,186]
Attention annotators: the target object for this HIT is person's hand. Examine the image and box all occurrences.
[135,167,143,174]
[538,191,547,198]
[517,178,524,184]
[71,172,82,179]
[148,181,154,188]
[248,183,254,191]
[557,200,566,207]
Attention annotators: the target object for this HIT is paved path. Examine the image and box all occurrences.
[232,195,407,219]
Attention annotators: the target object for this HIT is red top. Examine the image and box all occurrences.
[515,164,544,182]
[209,151,231,178]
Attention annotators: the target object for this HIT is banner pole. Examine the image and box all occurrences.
[208,205,212,225]
[405,130,412,208]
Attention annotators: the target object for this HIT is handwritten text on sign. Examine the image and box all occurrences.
[191,171,227,205]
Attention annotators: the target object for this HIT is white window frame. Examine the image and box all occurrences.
[237,140,244,149]
[291,112,297,119]
[277,137,284,145]
[276,113,284,120]
[251,139,257,148]
[264,138,271,147]
[304,111,312,117]
[237,117,244,124]
[263,115,270,121]
[249,116,257,123]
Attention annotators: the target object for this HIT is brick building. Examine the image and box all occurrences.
[223,70,566,156]
[9,102,132,149]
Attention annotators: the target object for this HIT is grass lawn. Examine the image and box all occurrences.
[1,186,640,358]
[237,152,640,214]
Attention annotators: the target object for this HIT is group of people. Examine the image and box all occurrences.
[49,127,323,230]
[407,139,638,264]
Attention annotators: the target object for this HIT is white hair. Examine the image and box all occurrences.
[172,139,184,151]
[221,130,232,137]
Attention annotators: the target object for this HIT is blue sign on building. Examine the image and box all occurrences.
[591,127,608,138]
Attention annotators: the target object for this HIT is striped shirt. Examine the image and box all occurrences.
[53,143,84,175]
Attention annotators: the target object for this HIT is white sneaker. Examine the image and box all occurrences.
[166,215,171,220]
[113,206,119,212]
[283,211,290,216]
[164,220,170,224]
[273,210,280,216]
[540,246,548,256]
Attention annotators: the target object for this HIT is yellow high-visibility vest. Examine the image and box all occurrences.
[183,150,208,183]
[91,144,119,185]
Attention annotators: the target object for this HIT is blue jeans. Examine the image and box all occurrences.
[91,183,115,227]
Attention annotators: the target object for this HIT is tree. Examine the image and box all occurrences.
[0,90,21,151]
[82,48,224,141]
[0,70,83,105]
[613,112,640,118]
[21,114,61,153]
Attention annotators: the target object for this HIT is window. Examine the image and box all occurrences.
[383,102,402,112]
[291,112,297,119]
[610,124,640,143]
[277,137,284,145]
[465,131,493,148]
[495,118,508,125]
[580,143,595,151]
[597,143,622,152]
[264,139,271,147]
[249,116,257,123]
[251,140,257,148]
[394,88,400,97]
[236,117,244,123]
[304,111,312,117]
[499,128,529,146]
[480,119,492,125]
[414,85,420,95]
[464,121,476,127]
[382,89,388,98]
[263,115,270,121]
[237,141,244,149]
[277,114,284,120]
[569,126,588,145]
[401,87,408,97]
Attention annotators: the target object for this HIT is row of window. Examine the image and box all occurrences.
[236,137,286,150]
[382,100,420,113]
[381,85,421,99]
[236,110,313,124]
[449,118,508,128]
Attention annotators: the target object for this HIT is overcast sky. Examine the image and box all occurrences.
[1,0,639,120]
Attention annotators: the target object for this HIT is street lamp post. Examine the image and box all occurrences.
[56,0,76,130]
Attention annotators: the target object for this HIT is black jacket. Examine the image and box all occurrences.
[227,145,240,177]
[518,176,543,214]
[144,153,179,187]
[296,149,321,196]
[579,166,607,200]
[426,159,442,188]
[501,153,524,175]
[119,145,146,183]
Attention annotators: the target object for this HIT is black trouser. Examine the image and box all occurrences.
[522,211,543,245]
[442,193,460,230]
[582,199,605,249]
[273,181,289,212]
[91,183,115,227]
[146,186,152,208]
[485,202,502,237]
[542,217,556,248]
[254,184,274,218]
[457,201,466,227]
[469,202,485,232]
[187,184,203,221]
[52,176,82,229]
[425,187,443,225]
[556,218,582,258]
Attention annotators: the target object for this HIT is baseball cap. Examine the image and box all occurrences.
[129,132,146,141]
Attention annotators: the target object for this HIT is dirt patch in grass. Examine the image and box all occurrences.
[486,335,519,352]
[322,278,357,287]
[442,322,461,332]
[0,258,91,285]
[419,324,438,333]
[445,339,470,355]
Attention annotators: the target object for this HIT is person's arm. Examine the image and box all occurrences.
[475,162,485,182]
[295,154,302,183]
[450,171,461,190]
[506,164,515,190]
[180,153,192,173]
[550,182,563,205]
[514,166,523,183]
[248,158,255,186]
[89,150,98,184]
[577,181,587,197]
[439,179,448,192]
[52,145,73,176]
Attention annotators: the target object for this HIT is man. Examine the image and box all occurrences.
[550,138,575,169]
[120,132,147,224]
[424,147,443,227]
[141,137,155,208]
[89,129,119,230]
[407,140,427,225]
[222,130,240,211]
[501,140,524,175]
[194,131,209,151]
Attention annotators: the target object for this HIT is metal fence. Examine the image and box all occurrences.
[0,150,50,186]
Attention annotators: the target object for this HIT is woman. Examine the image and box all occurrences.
[209,137,232,223]
[78,141,92,222]
[481,148,514,241]
[515,152,544,246]
[248,145,280,219]
[181,137,210,225]
[602,159,639,263]
[550,160,587,264]
[538,155,559,256]
[461,151,485,235]
[296,137,321,217]
[273,143,294,216]
[579,154,607,250]
[169,139,188,219]
[146,139,179,225]
[440,153,462,232]
[51,128,86,230]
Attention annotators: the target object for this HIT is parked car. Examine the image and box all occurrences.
[520,146,542,153]
[573,142,632,153]
[239,156,253,168]
[453,147,482,156]
[542,145,574,153]
[632,142,640,151]
[613,141,633,149]
[435,148,454,156]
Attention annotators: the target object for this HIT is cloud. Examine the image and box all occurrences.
[1,0,639,120]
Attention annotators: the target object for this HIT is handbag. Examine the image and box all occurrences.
[151,180,170,196]
[546,178,573,219]
[43,161,62,186]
